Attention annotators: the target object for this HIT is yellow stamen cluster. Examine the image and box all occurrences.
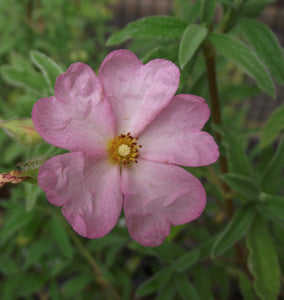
[109,132,141,165]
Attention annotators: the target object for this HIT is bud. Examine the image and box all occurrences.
[0,118,43,146]
[17,156,49,183]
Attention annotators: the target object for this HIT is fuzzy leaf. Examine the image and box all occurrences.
[260,137,284,193]
[142,43,179,65]
[201,0,216,25]
[237,18,284,84]
[216,127,252,176]
[107,16,187,46]
[1,66,47,96]
[174,273,200,300]
[179,24,208,69]
[0,254,19,275]
[156,280,176,300]
[173,249,200,272]
[177,0,201,23]
[261,194,284,222]
[246,215,281,300]
[209,33,275,97]
[136,268,172,297]
[0,211,35,243]
[30,51,63,92]
[222,173,260,199]
[62,273,93,298]
[212,203,255,257]
[23,237,52,269]
[238,272,256,300]
[261,104,284,148]
[48,218,73,259]
[193,266,214,300]
[240,0,276,18]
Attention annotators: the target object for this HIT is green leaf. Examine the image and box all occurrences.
[1,277,18,300]
[260,137,284,193]
[62,273,93,298]
[18,273,46,297]
[240,0,276,18]
[174,273,200,300]
[201,0,216,25]
[222,173,260,199]
[179,24,208,69]
[136,268,172,297]
[87,232,128,251]
[1,65,47,96]
[238,271,256,300]
[193,266,214,300]
[216,127,252,176]
[261,104,284,148]
[246,215,281,300]
[237,18,284,85]
[0,211,35,243]
[50,259,71,277]
[221,84,260,102]
[0,254,19,275]
[23,237,52,269]
[156,281,176,300]
[212,203,255,257]
[261,194,284,222]
[142,43,179,65]
[107,16,187,46]
[47,217,73,259]
[173,249,200,272]
[153,242,186,263]
[30,50,63,92]
[10,52,32,70]
[209,33,275,97]
[49,281,61,300]
[24,184,42,212]
[176,0,201,24]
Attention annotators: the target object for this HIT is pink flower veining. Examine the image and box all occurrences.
[32,50,219,247]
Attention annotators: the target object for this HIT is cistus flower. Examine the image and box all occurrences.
[32,50,219,247]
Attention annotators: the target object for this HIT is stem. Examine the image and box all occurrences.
[203,41,233,219]
[37,206,120,300]
[219,0,246,33]
[203,41,252,279]
[63,220,121,300]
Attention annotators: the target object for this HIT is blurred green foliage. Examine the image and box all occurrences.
[0,0,284,299]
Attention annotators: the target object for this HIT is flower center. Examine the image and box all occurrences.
[118,144,131,157]
[109,132,141,165]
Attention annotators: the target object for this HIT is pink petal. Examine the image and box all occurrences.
[32,63,115,151]
[121,159,206,247]
[38,151,123,238]
[139,94,219,167]
[98,49,180,136]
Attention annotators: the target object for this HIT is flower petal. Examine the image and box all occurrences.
[98,49,180,136]
[32,63,115,151]
[121,159,206,247]
[38,151,123,238]
[139,94,219,167]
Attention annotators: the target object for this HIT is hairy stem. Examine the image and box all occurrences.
[38,206,120,300]
[63,220,120,300]
[203,41,251,278]
[203,41,233,219]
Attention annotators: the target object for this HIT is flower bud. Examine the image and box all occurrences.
[0,118,43,146]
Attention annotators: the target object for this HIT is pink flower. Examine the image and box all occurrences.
[32,50,219,247]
